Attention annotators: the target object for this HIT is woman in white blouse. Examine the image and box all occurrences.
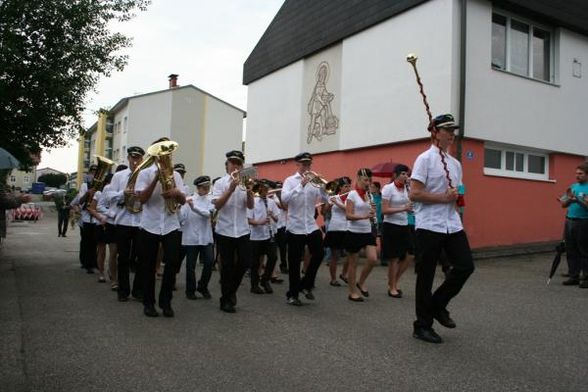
[344,168,378,302]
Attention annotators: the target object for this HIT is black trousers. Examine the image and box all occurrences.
[115,225,142,298]
[276,227,288,270]
[286,229,324,299]
[138,229,181,309]
[216,233,250,306]
[81,222,97,270]
[414,229,474,329]
[564,218,588,279]
[57,208,69,236]
[250,238,278,287]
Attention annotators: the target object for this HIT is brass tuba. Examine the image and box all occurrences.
[148,140,180,214]
[90,155,115,191]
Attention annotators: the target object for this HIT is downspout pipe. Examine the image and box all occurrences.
[457,0,467,162]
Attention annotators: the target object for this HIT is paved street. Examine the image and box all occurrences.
[1,209,587,392]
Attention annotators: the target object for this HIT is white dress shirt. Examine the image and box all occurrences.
[346,190,372,234]
[270,195,287,229]
[106,168,142,227]
[180,193,214,246]
[135,165,185,236]
[248,196,280,241]
[411,145,463,234]
[281,172,327,235]
[212,174,251,238]
[72,182,93,224]
[326,195,348,232]
[381,183,409,226]
[93,185,116,225]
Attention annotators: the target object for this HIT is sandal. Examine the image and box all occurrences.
[339,274,348,284]
[329,280,342,287]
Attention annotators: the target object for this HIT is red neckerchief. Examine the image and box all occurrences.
[394,180,405,190]
[339,192,348,203]
[355,186,367,200]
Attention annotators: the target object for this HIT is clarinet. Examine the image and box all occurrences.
[262,196,274,242]
[365,190,376,225]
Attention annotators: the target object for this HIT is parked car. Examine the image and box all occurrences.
[42,187,60,201]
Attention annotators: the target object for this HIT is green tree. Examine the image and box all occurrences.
[0,0,150,167]
[37,172,67,188]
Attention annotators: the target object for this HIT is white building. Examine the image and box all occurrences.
[81,75,246,187]
[243,0,588,249]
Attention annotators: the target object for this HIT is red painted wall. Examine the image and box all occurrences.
[252,139,585,249]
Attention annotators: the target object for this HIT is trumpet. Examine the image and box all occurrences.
[303,170,329,189]
[230,166,257,190]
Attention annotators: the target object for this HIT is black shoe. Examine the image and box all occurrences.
[143,306,159,317]
[387,290,402,298]
[330,280,342,287]
[161,306,174,318]
[287,297,303,306]
[339,274,348,284]
[348,295,364,302]
[562,278,580,286]
[434,310,456,329]
[356,284,369,297]
[197,287,211,299]
[270,277,283,284]
[117,295,129,302]
[261,281,273,294]
[62,234,67,237]
[220,302,236,313]
[413,327,443,343]
[250,286,265,294]
[186,293,198,300]
[301,289,315,300]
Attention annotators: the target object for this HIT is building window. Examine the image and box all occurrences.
[123,116,128,133]
[491,11,553,83]
[10,176,16,183]
[23,176,30,183]
[484,144,549,180]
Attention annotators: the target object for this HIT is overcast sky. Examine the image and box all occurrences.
[38,0,284,173]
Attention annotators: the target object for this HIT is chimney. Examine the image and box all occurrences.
[168,74,179,88]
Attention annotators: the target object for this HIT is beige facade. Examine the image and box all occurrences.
[7,168,35,191]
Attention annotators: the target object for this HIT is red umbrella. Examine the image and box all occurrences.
[370,162,399,177]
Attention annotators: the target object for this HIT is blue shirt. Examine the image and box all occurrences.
[567,182,588,219]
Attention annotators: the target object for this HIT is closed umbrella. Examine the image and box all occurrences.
[547,241,566,285]
[0,148,21,169]
[370,161,399,177]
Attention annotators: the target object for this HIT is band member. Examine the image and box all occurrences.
[88,173,118,287]
[248,179,280,294]
[106,146,145,302]
[135,139,186,318]
[381,164,414,298]
[410,114,474,344]
[559,162,588,287]
[272,181,289,274]
[281,152,328,306]
[344,168,378,302]
[181,175,215,300]
[71,164,98,273]
[212,150,254,313]
[322,177,351,286]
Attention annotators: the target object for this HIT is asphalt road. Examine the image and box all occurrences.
[1,210,587,392]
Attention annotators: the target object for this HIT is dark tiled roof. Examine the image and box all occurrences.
[243,0,588,85]
[243,0,428,85]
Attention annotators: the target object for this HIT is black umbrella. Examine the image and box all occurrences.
[547,241,566,285]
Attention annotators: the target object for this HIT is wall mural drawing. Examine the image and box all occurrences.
[306,61,339,144]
